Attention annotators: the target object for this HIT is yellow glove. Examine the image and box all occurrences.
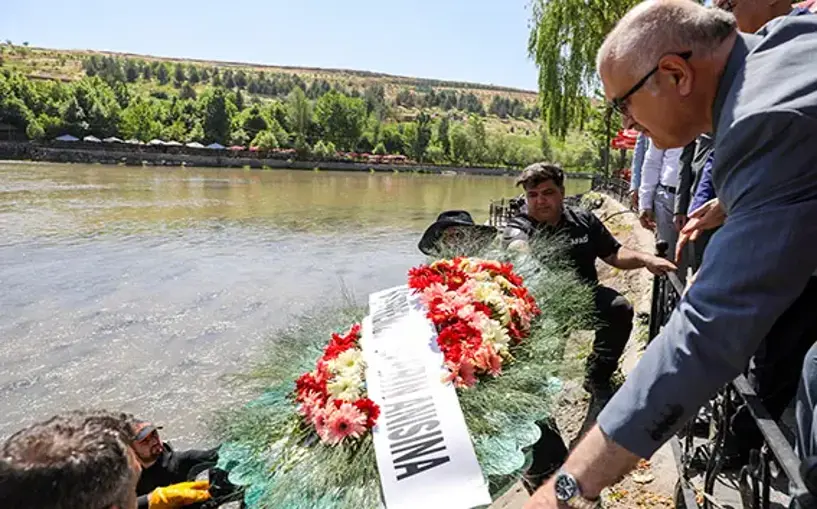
[148,480,211,509]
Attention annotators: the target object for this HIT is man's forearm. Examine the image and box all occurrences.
[606,246,649,270]
[562,425,641,498]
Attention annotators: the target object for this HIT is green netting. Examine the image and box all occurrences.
[211,238,594,508]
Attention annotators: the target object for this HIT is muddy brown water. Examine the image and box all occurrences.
[0,162,591,446]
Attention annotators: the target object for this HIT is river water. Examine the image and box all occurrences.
[0,162,590,446]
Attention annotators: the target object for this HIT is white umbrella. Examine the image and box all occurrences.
[103,137,124,143]
[164,140,183,146]
[83,135,102,143]
[185,142,205,148]
[125,139,143,145]
[206,143,225,150]
[55,134,79,142]
[148,139,166,145]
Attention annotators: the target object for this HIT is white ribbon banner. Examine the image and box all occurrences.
[362,284,491,509]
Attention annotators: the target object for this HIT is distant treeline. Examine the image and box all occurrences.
[0,64,548,168]
[82,55,540,120]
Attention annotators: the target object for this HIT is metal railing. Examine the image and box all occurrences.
[592,175,632,209]
[647,241,816,509]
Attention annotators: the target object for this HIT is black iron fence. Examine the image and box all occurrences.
[592,175,633,209]
[647,242,817,509]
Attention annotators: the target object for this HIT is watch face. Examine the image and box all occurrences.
[554,473,578,502]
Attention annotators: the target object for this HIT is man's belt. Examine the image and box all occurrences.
[658,183,677,194]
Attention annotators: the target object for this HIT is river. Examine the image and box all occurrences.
[0,162,590,445]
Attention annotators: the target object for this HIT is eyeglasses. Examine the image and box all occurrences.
[609,51,693,116]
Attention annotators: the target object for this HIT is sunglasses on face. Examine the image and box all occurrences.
[134,430,159,444]
[608,51,693,117]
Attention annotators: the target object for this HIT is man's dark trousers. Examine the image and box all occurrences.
[586,285,635,391]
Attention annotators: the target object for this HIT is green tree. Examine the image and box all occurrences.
[405,111,432,162]
[437,116,451,158]
[125,60,139,83]
[72,77,121,136]
[466,115,488,163]
[313,91,366,151]
[240,105,268,137]
[200,88,235,144]
[540,125,553,161]
[233,89,245,111]
[174,63,186,85]
[223,69,235,89]
[286,86,311,144]
[179,82,197,100]
[528,0,637,137]
[251,130,280,150]
[381,123,405,154]
[449,124,471,164]
[163,118,187,141]
[120,99,161,141]
[234,70,247,89]
[156,63,170,85]
[425,142,447,164]
[188,65,200,84]
[211,70,222,87]
[231,128,249,146]
[373,142,387,155]
[60,96,89,137]
[363,84,386,114]
[312,140,337,159]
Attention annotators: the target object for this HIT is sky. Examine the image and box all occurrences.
[0,0,541,91]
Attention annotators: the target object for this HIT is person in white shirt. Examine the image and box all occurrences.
[639,139,683,261]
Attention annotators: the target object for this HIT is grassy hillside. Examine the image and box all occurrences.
[0,45,539,110]
[0,42,560,170]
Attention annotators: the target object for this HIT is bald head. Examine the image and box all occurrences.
[597,0,736,79]
[596,0,737,149]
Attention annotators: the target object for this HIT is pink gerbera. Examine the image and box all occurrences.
[321,402,368,445]
[298,391,325,422]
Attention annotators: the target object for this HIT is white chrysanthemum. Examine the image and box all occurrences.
[329,348,365,377]
[473,282,512,325]
[472,270,492,282]
[478,316,511,350]
[327,373,363,401]
[493,275,514,291]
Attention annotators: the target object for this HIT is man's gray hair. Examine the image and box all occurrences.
[0,410,136,509]
[597,0,736,78]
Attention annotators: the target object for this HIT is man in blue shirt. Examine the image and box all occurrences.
[628,132,648,210]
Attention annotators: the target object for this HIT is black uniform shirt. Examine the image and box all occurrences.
[503,205,621,285]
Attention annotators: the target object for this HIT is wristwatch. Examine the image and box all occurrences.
[553,469,601,509]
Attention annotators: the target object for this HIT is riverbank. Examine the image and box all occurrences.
[0,141,596,178]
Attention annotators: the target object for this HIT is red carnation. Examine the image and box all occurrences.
[295,372,326,401]
[354,398,381,428]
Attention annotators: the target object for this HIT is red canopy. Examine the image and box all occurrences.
[610,129,639,150]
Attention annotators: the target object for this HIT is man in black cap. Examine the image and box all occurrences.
[129,419,220,509]
[418,210,498,257]
[502,162,676,493]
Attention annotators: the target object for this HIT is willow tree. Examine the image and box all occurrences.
[528,0,639,138]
